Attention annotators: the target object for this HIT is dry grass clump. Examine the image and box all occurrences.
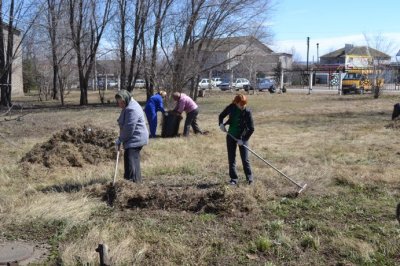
[20,125,117,168]
[384,120,400,129]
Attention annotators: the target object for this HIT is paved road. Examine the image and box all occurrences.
[284,86,400,95]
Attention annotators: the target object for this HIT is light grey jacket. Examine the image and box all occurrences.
[117,98,149,149]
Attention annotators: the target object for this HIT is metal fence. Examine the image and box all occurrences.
[282,66,400,91]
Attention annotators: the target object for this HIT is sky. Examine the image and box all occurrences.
[268,0,400,62]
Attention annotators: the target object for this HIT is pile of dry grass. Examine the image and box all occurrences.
[21,125,117,168]
[87,180,267,216]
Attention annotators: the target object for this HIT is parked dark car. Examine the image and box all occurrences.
[216,79,231,91]
[243,83,255,91]
[256,78,275,93]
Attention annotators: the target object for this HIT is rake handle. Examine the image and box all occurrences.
[226,132,304,189]
[113,150,120,185]
[243,144,303,188]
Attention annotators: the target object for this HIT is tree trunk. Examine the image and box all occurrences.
[48,0,59,100]
[118,0,127,89]
[68,0,110,105]
[0,0,14,107]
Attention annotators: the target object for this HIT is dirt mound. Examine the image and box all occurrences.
[87,180,264,216]
[21,125,117,168]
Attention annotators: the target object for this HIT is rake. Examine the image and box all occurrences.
[226,132,307,195]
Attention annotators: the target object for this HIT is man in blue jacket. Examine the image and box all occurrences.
[144,91,167,138]
[115,90,149,182]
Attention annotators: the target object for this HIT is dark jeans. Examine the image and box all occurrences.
[124,147,143,182]
[183,108,202,136]
[226,135,253,182]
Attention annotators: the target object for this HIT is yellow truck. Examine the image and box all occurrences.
[341,70,384,94]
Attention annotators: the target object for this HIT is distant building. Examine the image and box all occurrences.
[199,36,292,80]
[320,44,391,70]
[1,23,23,97]
[310,44,392,86]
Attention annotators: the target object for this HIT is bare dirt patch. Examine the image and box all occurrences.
[21,125,117,168]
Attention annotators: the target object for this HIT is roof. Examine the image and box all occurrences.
[199,36,274,54]
[321,45,390,60]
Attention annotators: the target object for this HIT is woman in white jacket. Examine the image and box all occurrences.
[115,90,149,182]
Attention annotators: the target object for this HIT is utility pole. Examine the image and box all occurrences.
[316,43,319,64]
[94,55,98,91]
[306,37,310,72]
[306,37,311,95]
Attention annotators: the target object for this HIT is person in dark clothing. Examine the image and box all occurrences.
[392,103,400,120]
[218,94,255,185]
[115,90,149,182]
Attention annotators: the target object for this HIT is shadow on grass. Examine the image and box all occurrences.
[0,100,147,115]
[40,178,108,193]
[155,182,222,190]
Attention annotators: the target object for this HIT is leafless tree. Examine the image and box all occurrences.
[0,0,41,107]
[15,0,273,106]
[108,0,149,93]
[126,0,149,92]
[363,33,394,99]
[0,0,16,107]
[116,0,128,89]
[68,0,111,105]
[159,0,272,99]
[46,0,64,100]
[147,0,173,98]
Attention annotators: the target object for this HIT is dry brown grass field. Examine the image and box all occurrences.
[0,89,399,265]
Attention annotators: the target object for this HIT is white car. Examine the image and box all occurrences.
[211,77,222,87]
[232,78,250,90]
[108,80,118,87]
[198,78,211,90]
[134,79,145,89]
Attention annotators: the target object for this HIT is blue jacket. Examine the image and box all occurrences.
[145,93,165,113]
[117,98,149,149]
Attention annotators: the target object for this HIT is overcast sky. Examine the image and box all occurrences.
[268,0,400,61]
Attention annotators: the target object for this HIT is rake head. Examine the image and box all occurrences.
[296,183,308,195]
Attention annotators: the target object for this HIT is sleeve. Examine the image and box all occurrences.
[119,107,139,143]
[218,104,231,125]
[242,110,254,141]
[175,99,185,114]
[157,97,165,113]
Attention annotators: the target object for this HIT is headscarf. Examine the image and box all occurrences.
[115,89,132,105]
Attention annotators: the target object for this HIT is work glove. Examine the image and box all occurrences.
[115,138,121,151]
[219,123,226,132]
[237,139,244,146]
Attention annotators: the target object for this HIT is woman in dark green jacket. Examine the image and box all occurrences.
[218,94,254,185]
